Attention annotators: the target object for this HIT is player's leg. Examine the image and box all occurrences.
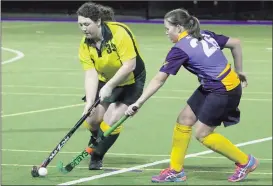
[151,86,207,183]
[92,73,146,168]
[84,102,109,146]
[82,81,112,170]
[195,85,258,182]
[84,102,110,170]
[82,81,108,144]
[93,102,128,160]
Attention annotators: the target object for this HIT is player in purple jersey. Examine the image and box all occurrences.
[126,8,258,183]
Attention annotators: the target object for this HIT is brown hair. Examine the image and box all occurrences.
[164,8,203,40]
[76,2,115,22]
[99,5,115,21]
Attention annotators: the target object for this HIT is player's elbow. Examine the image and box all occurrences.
[154,72,169,84]
[123,58,136,72]
[85,68,98,79]
[225,38,241,49]
[232,38,241,47]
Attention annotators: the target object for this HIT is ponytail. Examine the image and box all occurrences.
[187,16,203,41]
[164,9,203,41]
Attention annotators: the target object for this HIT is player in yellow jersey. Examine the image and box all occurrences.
[76,2,146,170]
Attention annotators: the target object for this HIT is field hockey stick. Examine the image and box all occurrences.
[31,99,100,177]
[57,106,138,174]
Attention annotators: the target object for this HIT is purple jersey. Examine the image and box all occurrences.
[160,30,240,92]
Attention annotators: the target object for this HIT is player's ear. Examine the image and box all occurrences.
[177,25,183,33]
[97,18,101,27]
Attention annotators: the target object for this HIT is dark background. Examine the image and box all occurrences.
[1,1,273,20]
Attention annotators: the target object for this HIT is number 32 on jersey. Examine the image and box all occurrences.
[190,34,220,57]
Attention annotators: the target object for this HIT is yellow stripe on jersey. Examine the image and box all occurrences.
[217,63,231,78]
[219,66,240,91]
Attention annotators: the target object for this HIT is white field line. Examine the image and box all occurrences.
[1,163,272,175]
[1,148,272,161]
[1,103,84,118]
[2,85,272,95]
[2,92,272,102]
[58,137,272,185]
[192,156,272,161]
[1,47,25,64]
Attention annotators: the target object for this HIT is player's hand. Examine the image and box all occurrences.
[237,72,248,88]
[125,102,141,116]
[82,102,95,116]
[99,84,113,102]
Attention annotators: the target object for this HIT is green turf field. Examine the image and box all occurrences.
[2,21,272,185]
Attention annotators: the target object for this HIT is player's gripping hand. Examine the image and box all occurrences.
[237,72,248,88]
[99,84,113,102]
[82,102,95,116]
[125,102,141,116]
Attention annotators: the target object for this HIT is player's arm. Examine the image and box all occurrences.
[224,38,243,73]
[84,68,99,104]
[105,28,136,89]
[130,47,189,109]
[135,71,169,105]
[79,41,99,106]
[106,58,136,88]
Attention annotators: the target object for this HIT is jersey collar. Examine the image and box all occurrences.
[178,31,189,41]
[85,23,113,46]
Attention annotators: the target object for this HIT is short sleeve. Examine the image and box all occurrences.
[159,47,189,75]
[79,38,95,71]
[202,30,229,50]
[115,27,136,62]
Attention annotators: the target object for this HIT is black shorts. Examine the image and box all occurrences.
[82,71,146,106]
[187,85,242,127]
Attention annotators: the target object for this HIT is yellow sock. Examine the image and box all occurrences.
[201,132,248,165]
[170,124,192,172]
[100,121,123,135]
[83,120,92,131]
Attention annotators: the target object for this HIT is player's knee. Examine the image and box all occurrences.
[103,113,120,125]
[194,123,214,141]
[177,105,197,126]
[103,103,127,125]
[84,120,101,131]
[177,115,196,126]
[195,130,210,141]
[85,116,102,130]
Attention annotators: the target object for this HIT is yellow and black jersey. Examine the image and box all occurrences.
[79,21,145,86]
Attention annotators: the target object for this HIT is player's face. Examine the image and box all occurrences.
[78,16,101,39]
[164,19,180,43]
